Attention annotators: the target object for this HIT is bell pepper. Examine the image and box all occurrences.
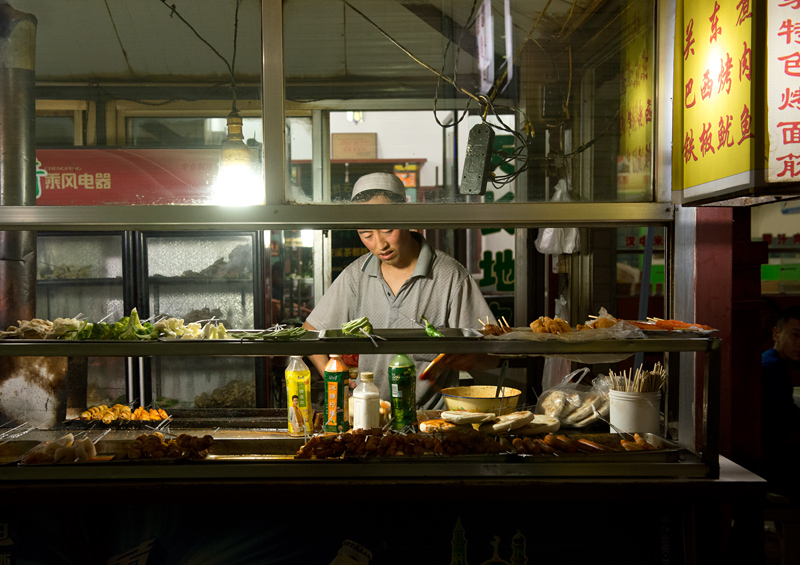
[421,316,443,337]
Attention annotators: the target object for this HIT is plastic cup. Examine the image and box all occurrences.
[608,390,661,434]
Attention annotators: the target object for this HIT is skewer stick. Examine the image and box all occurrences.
[501,316,510,329]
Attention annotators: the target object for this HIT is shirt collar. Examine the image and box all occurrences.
[362,232,433,278]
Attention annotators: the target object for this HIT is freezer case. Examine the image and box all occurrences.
[138,231,266,409]
[36,232,128,412]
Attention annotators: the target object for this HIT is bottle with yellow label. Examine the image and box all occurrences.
[286,356,312,436]
[324,354,350,433]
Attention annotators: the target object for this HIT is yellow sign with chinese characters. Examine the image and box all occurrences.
[674,0,756,199]
[618,2,655,199]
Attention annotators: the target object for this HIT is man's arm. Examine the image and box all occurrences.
[420,272,499,382]
[301,320,330,376]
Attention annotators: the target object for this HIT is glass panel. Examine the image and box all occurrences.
[144,234,256,328]
[287,117,314,201]
[35,116,75,147]
[35,234,127,418]
[127,117,263,148]
[36,234,125,321]
[752,201,800,295]
[144,233,259,408]
[285,0,655,204]
[269,230,315,325]
[30,0,264,206]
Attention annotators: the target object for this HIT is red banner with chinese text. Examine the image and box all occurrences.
[35,149,222,205]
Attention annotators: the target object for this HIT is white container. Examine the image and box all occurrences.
[608,390,661,434]
[353,371,381,431]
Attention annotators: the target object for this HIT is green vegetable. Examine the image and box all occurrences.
[229,326,308,341]
[342,317,373,336]
[90,322,112,340]
[421,316,443,337]
[63,320,93,340]
[118,308,158,341]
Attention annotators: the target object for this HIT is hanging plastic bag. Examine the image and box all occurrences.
[534,178,581,255]
[540,295,572,389]
[535,367,611,428]
[541,356,573,391]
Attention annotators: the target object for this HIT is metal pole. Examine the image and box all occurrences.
[0,3,37,328]
[633,227,655,368]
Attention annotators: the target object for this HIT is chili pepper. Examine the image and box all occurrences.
[421,316,443,337]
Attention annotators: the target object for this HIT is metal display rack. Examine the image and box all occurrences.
[0,333,720,480]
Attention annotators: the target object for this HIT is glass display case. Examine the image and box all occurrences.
[36,233,128,412]
[138,231,266,408]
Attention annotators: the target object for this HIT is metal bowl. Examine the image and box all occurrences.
[440,386,521,415]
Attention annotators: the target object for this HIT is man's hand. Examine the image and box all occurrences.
[419,353,499,384]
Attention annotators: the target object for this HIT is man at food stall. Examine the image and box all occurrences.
[761,305,800,493]
[302,172,498,410]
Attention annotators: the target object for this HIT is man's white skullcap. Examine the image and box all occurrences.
[351,172,406,201]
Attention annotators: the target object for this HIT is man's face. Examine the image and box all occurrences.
[357,229,414,267]
[774,318,800,362]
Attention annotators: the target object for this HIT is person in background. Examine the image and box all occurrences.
[302,172,498,410]
[761,305,800,493]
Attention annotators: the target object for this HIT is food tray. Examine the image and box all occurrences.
[0,440,43,465]
[59,418,171,430]
[512,432,688,463]
[319,328,482,340]
[159,330,319,342]
[91,437,305,462]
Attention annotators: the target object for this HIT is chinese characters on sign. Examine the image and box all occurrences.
[762,232,800,246]
[34,149,221,205]
[478,250,515,293]
[624,234,666,249]
[679,0,754,195]
[769,0,800,181]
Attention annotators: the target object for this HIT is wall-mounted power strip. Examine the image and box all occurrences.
[460,123,494,195]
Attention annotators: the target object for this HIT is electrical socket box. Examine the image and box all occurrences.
[460,123,495,195]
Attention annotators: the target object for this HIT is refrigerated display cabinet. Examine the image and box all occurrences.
[137,231,267,408]
[36,232,129,412]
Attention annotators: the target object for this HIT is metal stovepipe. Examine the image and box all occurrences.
[0,3,37,328]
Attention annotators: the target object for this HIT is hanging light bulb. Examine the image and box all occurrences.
[211,108,263,206]
[220,109,250,168]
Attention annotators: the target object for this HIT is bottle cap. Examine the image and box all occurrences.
[360,371,374,381]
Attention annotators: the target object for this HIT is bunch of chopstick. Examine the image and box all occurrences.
[606,362,666,393]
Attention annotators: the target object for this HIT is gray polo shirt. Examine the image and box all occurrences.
[306,233,493,410]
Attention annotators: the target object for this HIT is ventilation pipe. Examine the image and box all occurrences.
[0,3,37,328]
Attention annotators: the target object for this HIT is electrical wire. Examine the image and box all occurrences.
[432,0,481,130]
[341,0,482,106]
[158,0,242,111]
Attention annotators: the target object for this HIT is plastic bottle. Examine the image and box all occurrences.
[324,354,350,433]
[388,353,416,430]
[329,540,373,564]
[347,363,358,429]
[285,356,312,436]
[353,371,381,431]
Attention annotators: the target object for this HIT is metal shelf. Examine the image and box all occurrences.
[0,334,717,357]
[0,202,675,231]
